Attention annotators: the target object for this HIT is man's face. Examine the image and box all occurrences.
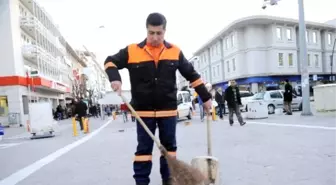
[147,25,165,47]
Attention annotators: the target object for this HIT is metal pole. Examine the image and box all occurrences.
[331,38,336,79]
[298,0,312,116]
[27,69,32,132]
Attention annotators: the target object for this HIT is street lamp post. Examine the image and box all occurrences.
[263,0,312,116]
[297,0,312,116]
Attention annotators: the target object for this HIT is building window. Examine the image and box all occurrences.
[227,61,230,72]
[306,31,309,43]
[307,54,311,66]
[331,55,334,67]
[328,33,332,45]
[286,28,292,41]
[212,66,216,77]
[232,58,236,71]
[22,95,29,115]
[312,31,317,43]
[216,65,220,77]
[0,96,8,116]
[278,53,284,66]
[231,34,235,47]
[288,53,293,67]
[225,38,229,49]
[314,54,319,67]
[276,27,282,40]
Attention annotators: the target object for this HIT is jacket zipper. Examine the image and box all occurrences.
[144,47,165,113]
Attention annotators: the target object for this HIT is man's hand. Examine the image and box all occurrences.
[111,81,122,95]
[203,99,212,114]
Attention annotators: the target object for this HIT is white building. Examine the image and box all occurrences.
[176,56,199,90]
[0,0,81,125]
[192,15,336,93]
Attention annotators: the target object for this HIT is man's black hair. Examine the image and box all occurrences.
[285,79,289,83]
[146,13,167,29]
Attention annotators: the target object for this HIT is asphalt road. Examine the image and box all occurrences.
[0,113,335,185]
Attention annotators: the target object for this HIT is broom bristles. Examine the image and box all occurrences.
[161,148,206,185]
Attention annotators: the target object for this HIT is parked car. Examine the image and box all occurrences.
[224,91,254,112]
[177,91,194,119]
[240,91,255,112]
[249,90,302,114]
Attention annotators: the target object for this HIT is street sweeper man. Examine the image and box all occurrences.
[104,12,212,185]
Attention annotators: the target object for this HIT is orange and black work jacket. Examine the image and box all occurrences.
[104,39,211,117]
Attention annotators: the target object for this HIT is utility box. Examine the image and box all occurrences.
[246,100,268,119]
[313,84,336,112]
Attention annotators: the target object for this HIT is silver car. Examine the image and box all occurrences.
[251,90,303,114]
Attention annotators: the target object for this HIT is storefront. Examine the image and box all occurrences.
[0,75,71,126]
[213,74,334,94]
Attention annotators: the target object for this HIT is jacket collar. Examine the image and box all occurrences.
[137,39,172,49]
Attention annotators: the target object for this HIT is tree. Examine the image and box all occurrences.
[70,74,87,99]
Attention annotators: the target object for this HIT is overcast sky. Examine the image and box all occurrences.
[38,0,335,90]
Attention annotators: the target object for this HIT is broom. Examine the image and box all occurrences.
[119,94,206,185]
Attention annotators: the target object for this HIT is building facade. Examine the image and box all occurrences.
[192,15,336,93]
[0,0,87,126]
[65,43,88,102]
[176,56,199,90]
[77,49,108,104]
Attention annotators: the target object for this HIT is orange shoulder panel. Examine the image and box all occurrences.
[127,44,152,64]
[159,45,180,61]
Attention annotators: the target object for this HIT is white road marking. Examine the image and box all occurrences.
[193,116,336,130]
[0,143,23,149]
[0,120,111,185]
[247,121,336,131]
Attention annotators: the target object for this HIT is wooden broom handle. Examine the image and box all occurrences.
[206,113,212,156]
[119,94,162,148]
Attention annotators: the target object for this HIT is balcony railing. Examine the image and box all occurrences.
[20,16,40,29]
[22,43,71,84]
[22,44,45,60]
[20,16,57,47]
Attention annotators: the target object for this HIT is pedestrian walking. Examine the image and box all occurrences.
[197,94,205,122]
[104,12,212,185]
[215,87,225,119]
[283,79,293,115]
[120,103,129,122]
[224,80,246,126]
[75,97,88,130]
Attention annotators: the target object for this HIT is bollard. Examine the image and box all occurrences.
[112,111,116,120]
[0,124,4,141]
[82,117,87,133]
[212,106,217,121]
[85,118,89,133]
[72,117,78,137]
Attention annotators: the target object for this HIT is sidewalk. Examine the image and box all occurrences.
[1,118,74,140]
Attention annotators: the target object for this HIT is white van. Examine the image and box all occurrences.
[177,91,193,119]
